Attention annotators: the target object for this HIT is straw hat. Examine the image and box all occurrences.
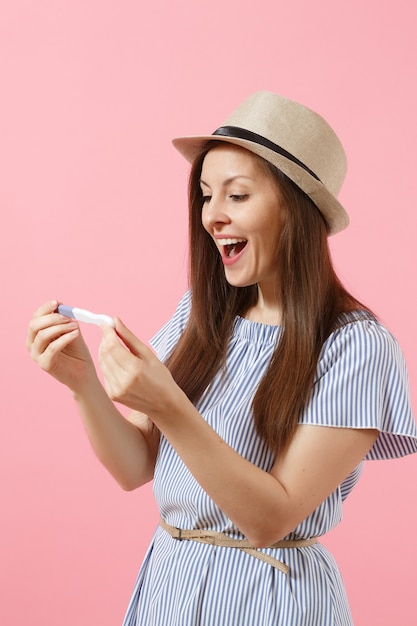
[172,91,349,235]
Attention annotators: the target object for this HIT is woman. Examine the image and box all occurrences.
[27,91,417,625]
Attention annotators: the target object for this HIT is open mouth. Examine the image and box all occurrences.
[222,238,248,258]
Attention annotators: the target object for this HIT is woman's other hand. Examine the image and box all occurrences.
[27,300,97,393]
[99,319,179,416]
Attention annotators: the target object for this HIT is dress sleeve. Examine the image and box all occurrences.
[149,291,192,362]
[300,318,417,460]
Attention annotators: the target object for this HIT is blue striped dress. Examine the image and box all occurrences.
[123,291,417,626]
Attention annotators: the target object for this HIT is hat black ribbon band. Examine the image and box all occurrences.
[212,125,321,182]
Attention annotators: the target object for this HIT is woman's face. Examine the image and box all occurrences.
[200,144,286,296]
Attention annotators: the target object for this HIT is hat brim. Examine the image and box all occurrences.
[172,135,349,236]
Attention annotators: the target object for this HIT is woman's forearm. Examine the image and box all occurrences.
[72,377,157,490]
[148,386,290,545]
[98,321,289,537]
[149,385,377,548]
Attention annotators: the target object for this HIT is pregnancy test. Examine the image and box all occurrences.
[57,305,115,328]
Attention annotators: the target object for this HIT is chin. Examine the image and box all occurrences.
[224,275,256,289]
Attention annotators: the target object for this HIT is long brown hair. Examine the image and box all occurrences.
[166,142,368,454]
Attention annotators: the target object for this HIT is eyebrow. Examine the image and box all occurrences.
[200,175,253,187]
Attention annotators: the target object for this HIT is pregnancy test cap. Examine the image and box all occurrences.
[58,305,115,328]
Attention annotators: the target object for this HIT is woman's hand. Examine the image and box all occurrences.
[27,300,97,393]
[27,302,161,489]
[99,319,180,416]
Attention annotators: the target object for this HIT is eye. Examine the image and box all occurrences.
[202,195,212,204]
[230,194,249,202]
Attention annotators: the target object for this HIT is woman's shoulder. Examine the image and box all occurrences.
[317,306,410,392]
[303,308,417,458]
[322,308,401,364]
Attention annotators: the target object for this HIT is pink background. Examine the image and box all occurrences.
[1,1,416,624]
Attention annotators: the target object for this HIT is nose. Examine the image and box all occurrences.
[202,196,231,232]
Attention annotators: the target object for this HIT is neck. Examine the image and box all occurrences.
[244,285,282,325]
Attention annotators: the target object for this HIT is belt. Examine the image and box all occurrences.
[160,518,317,575]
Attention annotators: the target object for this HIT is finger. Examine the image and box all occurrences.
[27,309,75,350]
[98,342,135,401]
[32,299,59,318]
[27,300,63,348]
[111,318,154,361]
[32,327,80,374]
[31,320,80,359]
[99,328,137,379]
[98,326,147,398]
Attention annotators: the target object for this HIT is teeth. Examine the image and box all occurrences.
[221,238,247,245]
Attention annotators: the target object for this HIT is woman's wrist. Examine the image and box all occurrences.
[70,369,104,403]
